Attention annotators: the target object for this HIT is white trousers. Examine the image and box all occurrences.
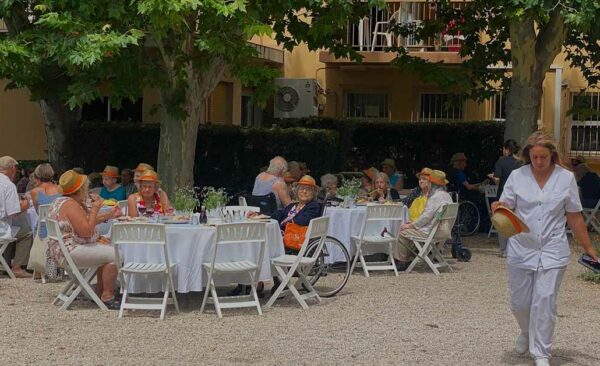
[508,265,566,359]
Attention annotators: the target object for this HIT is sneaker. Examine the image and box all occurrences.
[515,334,528,355]
[535,358,549,366]
[102,298,121,310]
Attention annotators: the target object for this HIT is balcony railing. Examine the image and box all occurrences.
[346,1,468,52]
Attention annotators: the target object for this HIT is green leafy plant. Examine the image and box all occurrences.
[172,187,199,213]
[336,177,361,198]
[201,186,229,211]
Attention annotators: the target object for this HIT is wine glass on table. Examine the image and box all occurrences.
[138,206,146,217]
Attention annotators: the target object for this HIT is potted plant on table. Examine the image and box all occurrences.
[336,177,361,208]
[201,187,229,218]
[172,187,199,216]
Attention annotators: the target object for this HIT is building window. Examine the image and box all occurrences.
[241,95,263,127]
[346,92,389,119]
[419,93,463,121]
[570,92,600,156]
[492,92,507,120]
[81,97,143,122]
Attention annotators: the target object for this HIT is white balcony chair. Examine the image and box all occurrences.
[112,223,180,320]
[583,199,600,233]
[371,10,401,51]
[265,216,329,310]
[222,205,260,219]
[0,237,16,279]
[46,219,108,310]
[404,203,459,276]
[350,204,404,277]
[31,204,51,282]
[483,185,498,237]
[200,222,267,318]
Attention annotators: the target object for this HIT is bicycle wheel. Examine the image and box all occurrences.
[303,236,351,298]
[459,200,480,236]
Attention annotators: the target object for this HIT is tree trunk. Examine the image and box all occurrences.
[157,59,226,195]
[505,79,543,144]
[38,98,81,173]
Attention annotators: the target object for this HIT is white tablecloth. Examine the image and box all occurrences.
[324,205,408,262]
[118,220,284,293]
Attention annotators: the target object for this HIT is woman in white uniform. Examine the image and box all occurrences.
[492,132,598,366]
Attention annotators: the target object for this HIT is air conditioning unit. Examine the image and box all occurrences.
[274,78,319,119]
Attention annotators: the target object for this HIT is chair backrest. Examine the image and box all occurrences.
[246,193,277,215]
[238,196,248,206]
[483,185,497,216]
[359,204,405,238]
[118,200,129,215]
[36,204,51,238]
[297,217,330,261]
[427,203,459,242]
[46,219,82,270]
[208,222,267,273]
[111,223,170,274]
[222,205,260,218]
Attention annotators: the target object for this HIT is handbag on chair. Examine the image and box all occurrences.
[283,223,308,251]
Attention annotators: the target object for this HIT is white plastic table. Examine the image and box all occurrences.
[323,205,408,263]
[117,220,284,293]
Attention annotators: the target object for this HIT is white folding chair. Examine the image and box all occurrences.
[117,200,128,216]
[483,185,498,237]
[200,222,267,318]
[111,223,179,320]
[583,199,600,233]
[0,238,16,279]
[32,204,51,282]
[404,203,459,275]
[46,219,108,310]
[222,205,260,218]
[238,196,248,206]
[349,204,404,277]
[371,9,401,51]
[265,217,329,310]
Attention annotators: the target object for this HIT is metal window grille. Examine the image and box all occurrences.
[346,93,389,120]
[419,93,463,121]
[570,92,600,157]
[492,92,506,120]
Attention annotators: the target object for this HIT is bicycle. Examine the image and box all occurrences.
[301,235,351,297]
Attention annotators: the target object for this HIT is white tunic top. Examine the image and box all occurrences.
[0,173,21,239]
[500,165,582,270]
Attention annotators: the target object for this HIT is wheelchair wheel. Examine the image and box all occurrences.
[303,236,351,298]
[459,200,480,236]
[457,247,472,262]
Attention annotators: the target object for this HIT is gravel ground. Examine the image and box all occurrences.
[1,235,598,366]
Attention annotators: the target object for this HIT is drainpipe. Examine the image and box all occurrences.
[552,65,563,144]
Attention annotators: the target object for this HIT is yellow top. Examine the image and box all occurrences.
[409,195,428,222]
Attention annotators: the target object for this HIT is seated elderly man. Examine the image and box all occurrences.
[381,158,404,191]
[0,156,33,278]
[252,156,292,210]
[393,170,452,270]
[99,165,126,201]
[318,173,340,202]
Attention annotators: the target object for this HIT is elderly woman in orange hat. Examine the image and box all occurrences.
[132,163,172,209]
[99,165,126,201]
[127,170,173,217]
[407,168,433,222]
[393,169,453,270]
[46,170,122,309]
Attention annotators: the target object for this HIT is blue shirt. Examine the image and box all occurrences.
[100,185,126,201]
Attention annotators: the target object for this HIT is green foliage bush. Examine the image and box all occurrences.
[69,118,503,191]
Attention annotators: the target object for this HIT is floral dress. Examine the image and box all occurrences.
[47,197,100,265]
[134,192,164,216]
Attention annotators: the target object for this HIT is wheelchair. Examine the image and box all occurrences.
[446,191,473,262]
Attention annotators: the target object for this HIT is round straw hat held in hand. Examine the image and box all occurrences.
[491,206,530,238]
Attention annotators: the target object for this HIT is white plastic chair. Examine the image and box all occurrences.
[404,203,459,275]
[583,199,600,233]
[371,9,401,51]
[111,223,179,320]
[46,219,108,310]
[0,238,16,279]
[484,185,498,237]
[238,196,248,206]
[117,200,128,216]
[265,216,330,310]
[350,204,405,277]
[200,222,267,318]
[222,205,260,219]
[32,204,51,282]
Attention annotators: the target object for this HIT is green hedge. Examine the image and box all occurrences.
[70,118,503,191]
[274,117,505,186]
[71,122,340,193]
